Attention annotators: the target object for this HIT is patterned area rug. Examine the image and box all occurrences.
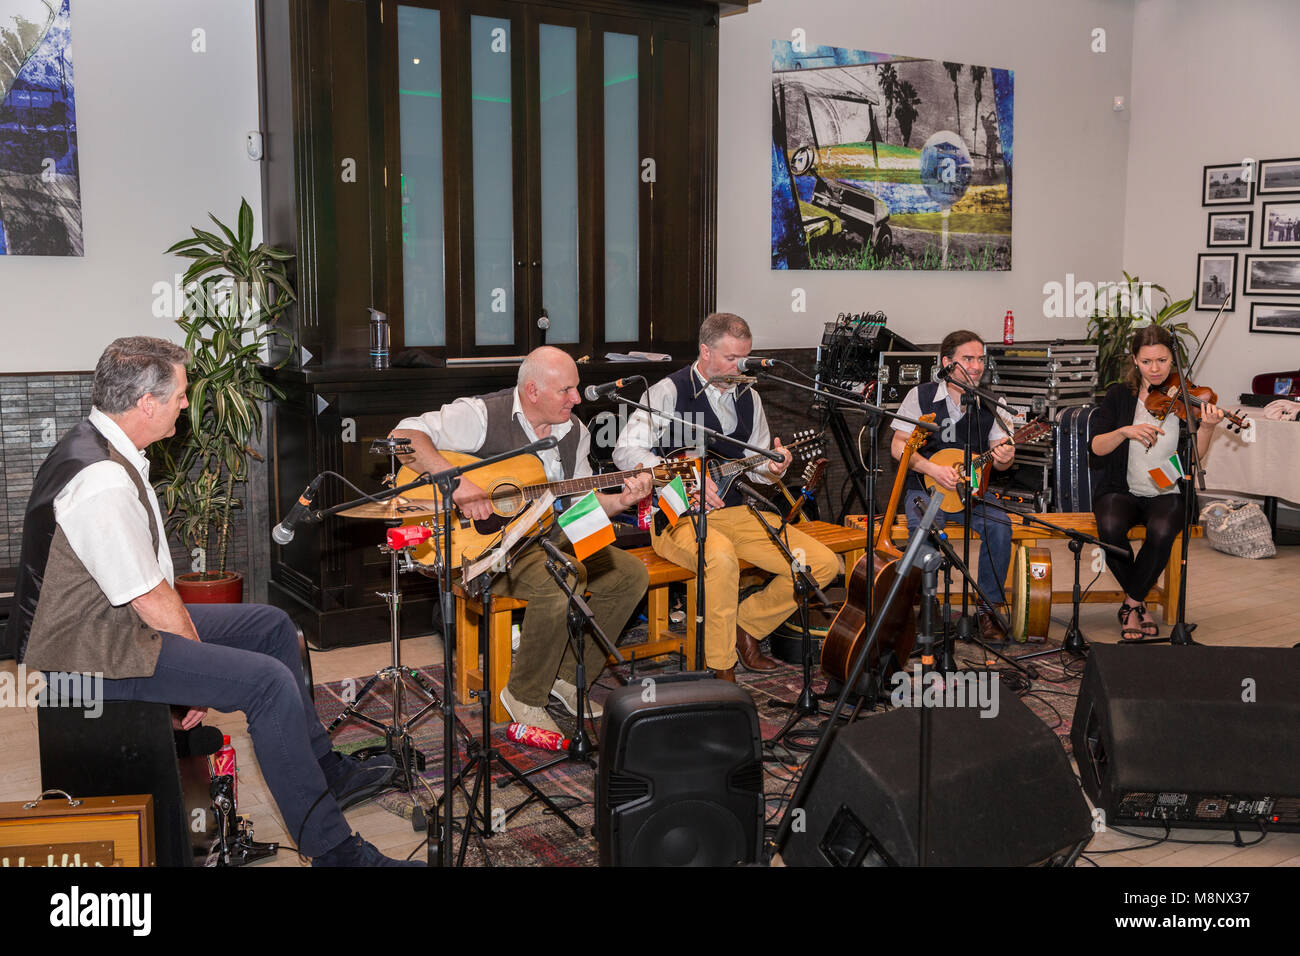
[314,628,1086,867]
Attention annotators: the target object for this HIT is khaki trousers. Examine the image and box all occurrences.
[650,506,840,670]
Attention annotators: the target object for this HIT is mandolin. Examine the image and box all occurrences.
[922,420,1052,513]
[819,414,935,685]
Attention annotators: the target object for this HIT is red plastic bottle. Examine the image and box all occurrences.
[1003,309,1015,345]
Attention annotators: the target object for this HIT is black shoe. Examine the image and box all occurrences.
[312,832,425,867]
[324,751,397,809]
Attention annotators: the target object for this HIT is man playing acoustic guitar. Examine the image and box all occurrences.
[390,347,652,733]
[890,330,1015,642]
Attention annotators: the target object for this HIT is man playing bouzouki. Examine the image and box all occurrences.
[889,330,1015,641]
[390,346,651,733]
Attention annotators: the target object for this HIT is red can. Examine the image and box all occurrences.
[211,734,238,806]
[507,722,570,752]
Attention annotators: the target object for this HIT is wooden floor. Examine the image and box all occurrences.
[3,536,1298,867]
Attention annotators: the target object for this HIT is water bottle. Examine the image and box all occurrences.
[1003,309,1015,345]
[369,308,390,369]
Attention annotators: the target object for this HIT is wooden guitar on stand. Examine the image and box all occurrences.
[820,414,935,685]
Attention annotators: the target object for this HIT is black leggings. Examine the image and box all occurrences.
[1094,491,1187,602]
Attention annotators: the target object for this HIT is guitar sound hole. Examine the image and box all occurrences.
[490,484,525,516]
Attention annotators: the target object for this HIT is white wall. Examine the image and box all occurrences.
[717,0,1137,349]
[0,0,262,372]
[1123,0,1300,399]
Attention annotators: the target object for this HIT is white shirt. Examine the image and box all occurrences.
[53,408,174,606]
[396,388,593,483]
[612,362,776,484]
[890,382,1012,444]
[1126,399,1181,496]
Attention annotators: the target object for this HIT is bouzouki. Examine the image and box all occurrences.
[668,429,825,503]
[922,419,1052,513]
[820,413,935,685]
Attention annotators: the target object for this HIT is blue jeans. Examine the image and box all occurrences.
[904,490,1011,607]
[100,603,350,857]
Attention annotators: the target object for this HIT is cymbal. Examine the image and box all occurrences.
[338,496,441,520]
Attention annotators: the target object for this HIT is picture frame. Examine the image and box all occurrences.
[1194,253,1237,311]
[1244,255,1300,296]
[1202,163,1255,206]
[1249,301,1300,335]
[1207,210,1253,247]
[1257,157,1300,196]
[1260,201,1300,249]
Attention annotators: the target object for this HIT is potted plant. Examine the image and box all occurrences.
[152,199,295,603]
[1087,271,1200,390]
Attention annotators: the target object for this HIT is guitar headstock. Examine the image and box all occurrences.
[906,413,938,453]
[801,457,829,493]
[652,459,699,486]
[1016,420,1052,446]
[781,428,827,462]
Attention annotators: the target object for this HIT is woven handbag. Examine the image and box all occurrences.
[1198,498,1276,559]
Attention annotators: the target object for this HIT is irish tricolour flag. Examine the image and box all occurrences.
[657,474,689,527]
[1147,452,1185,490]
[557,491,615,560]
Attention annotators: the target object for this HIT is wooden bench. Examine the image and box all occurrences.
[848,512,1203,623]
[454,520,866,722]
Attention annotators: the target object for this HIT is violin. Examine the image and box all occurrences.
[1143,372,1249,433]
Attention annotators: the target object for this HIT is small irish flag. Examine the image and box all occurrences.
[557,491,615,560]
[1148,452,1184,490]
[657,474,689,527]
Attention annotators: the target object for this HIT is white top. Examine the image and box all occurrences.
[396,388,592,483]
[1126,399,1181,497]
[890,381,1012,444]
[612,362,776,484]
[53,408,174,606]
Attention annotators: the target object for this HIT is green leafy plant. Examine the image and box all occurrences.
[1086,271,1199,388]
[151,199,295,577]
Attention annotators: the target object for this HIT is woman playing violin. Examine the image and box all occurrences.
[1089,325,1224,641]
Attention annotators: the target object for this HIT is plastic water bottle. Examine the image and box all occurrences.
[369,308,390,369]
[1003,309,1015,345]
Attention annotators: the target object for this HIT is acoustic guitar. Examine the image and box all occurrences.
[922,420,1052,513]
[820,413,935,685]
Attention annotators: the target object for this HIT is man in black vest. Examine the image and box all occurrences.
[890,330,1015,641]
[612,313,840,682]
[391,346,652,734]
[15,337,418,866]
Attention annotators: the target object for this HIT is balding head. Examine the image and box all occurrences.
[517,346,580,429]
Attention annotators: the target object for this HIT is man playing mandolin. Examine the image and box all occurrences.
[612,313,840,682]
[890,330,1016,641]
[390,346,652,733]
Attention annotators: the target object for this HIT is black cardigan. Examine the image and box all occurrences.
[1090,383,1190,499]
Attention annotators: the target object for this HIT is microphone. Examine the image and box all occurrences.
[541,537,579,575]
[584,375,645,401]
[735,479,780,513]
[272,474,325,545]
[526,435,559,452]
[736,357,779,372]
[175,724,225,758]
[935,362,959,382]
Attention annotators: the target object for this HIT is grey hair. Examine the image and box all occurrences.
[92,337,191,414]
[699,312,751,348]
[517,353,540,388]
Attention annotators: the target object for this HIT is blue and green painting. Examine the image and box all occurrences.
[0,0,82,256]
[772,41,1012,272]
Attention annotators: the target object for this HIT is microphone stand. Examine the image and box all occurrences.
[603,389,783,671]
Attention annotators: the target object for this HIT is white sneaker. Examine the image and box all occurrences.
[499,686,560,734]
[550,678,604,719]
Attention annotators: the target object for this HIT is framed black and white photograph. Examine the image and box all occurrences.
[1258,157,1300,196]
[1195,253,1237,311]
[1249,302,1300,335]
[1244,255,1300,296]
[1207,210,1253,247]
[1202,163,1255,206]
[1261,201,1300,248]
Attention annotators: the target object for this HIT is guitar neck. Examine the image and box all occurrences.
[521,468,644,500]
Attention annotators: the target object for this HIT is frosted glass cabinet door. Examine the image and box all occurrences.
[539,23,578,344]
[603,30,639,344]
[472,14,515,347]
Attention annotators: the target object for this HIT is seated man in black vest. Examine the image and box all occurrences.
[390,346,652,733]
[611,313,840,682]
[890,330,1015,641]
[14,336,418,867]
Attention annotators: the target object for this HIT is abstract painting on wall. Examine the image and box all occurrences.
[771,41,1013,271]
[0,0,82,256]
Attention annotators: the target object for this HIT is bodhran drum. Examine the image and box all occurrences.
[1010,546,1052,643]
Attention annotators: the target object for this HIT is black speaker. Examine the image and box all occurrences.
[782,693,1091,866]
[1071,645,1300,831]
[596,676,762,866]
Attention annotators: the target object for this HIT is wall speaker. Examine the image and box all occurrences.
[596,677,762,866]
[782,692,1091,866]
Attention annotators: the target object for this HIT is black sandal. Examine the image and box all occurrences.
[1118,604,1143,642]
[1134,602,1159,637]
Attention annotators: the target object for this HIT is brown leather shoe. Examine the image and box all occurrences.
[978,611,1009,642]
[736,626,780,671]
[713,666,736,683]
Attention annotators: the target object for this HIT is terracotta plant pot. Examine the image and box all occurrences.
[175,571,244,605]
